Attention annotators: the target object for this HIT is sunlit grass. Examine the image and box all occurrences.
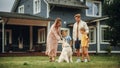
[0,55,120,68]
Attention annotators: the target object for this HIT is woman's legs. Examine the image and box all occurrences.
[49,49,56,62]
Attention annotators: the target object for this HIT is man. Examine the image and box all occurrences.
[73,14,89,62]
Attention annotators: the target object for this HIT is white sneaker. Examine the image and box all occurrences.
[84,59,88,62]
[76,59,81,63]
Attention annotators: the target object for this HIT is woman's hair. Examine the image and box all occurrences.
[55,18,62,26]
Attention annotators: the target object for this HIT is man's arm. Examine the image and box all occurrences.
[84,22,89,34]
[72,24,76,41]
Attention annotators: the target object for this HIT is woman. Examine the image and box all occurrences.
[46,18,62,62]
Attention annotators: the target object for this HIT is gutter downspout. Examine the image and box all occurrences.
[97,21,100,54]
[44,0,49,18]
[1,18,9,53]
[44,0,50,33]
[0,20,4,53]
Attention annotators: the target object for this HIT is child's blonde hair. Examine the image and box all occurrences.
[80,27,86,32]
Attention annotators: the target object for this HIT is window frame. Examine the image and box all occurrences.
[61,28,70,36]
[86,0,102,17]
[33,0,41,14]
[89,26,96,44]
[58,28,70,43]
[0,30,12,45]
[38,28,46,44]
[18,5,24,13]
[100,25,110,44]
[80,0,84,2]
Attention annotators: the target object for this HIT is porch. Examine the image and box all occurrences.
[0,12,52,53]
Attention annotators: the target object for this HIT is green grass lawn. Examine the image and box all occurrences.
[0,55,120,68]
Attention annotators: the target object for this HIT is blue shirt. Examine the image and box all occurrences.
[64,36,72,44]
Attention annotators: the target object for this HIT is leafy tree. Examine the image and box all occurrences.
[103,0,120,47]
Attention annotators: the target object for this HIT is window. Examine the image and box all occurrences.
[38,28,46,43]
[59,28,70,43]
[86,0,101,17]
[89,27,96,44]
[18,5,24,13]
[80,0,84,2]
[33,0,41,14]
[61,28,70,36]
[100,25,109,43]
[0,30,12,46]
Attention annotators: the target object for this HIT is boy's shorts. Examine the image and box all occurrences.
[75,38,81,49]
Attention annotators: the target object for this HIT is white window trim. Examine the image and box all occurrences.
[0,30,12,45]
[100,25,110,44]
[33,0,41,14]
[58,28,70,43]
[86,1,102,17]
[38,28,46,44]
[80,0,84,2]
[89,26,96,44]
[18,5,24,13]
[61,28,70,36]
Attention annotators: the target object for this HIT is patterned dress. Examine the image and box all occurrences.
[46,24,61,57]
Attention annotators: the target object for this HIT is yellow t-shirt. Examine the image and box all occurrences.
[81,34,89,47]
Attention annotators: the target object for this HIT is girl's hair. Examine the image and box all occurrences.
[80,27,86,32]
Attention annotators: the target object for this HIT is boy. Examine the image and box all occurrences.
[80,27,90,62]
[61,30,72,47]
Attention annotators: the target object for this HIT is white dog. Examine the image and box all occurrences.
[58,39,73,63]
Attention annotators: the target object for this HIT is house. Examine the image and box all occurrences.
[0,0,120,53]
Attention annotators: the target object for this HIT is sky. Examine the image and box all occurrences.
[0,0,15,12]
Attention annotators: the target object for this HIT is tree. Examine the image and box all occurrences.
[103,0,120,47]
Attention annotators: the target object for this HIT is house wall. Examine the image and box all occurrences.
[15,0,47,18]
[49,6,78,27]
[34,0,47,17]
[15,0,33,14]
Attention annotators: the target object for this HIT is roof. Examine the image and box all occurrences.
[11,0,20,12]
[67,16,109,27]
[47,0,88,9]
[11,0,88,12]
[0,12,53,26]
[0,12,53,21]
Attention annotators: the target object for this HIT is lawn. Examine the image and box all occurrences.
[0,55,120,68]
